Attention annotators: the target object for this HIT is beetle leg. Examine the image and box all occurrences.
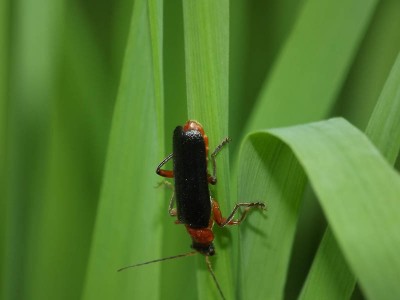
[156,153,174,178]
[208,137,231,185]
[212,199,265,227]
[154,180,173,189]
[168,191,177,217]
[155,180,177,217]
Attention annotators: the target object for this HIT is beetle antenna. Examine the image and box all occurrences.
[205,256,226,300]
[117,251,197,272]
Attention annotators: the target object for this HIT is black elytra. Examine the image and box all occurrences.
[173,125,211,228]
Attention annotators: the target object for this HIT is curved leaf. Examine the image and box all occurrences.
[239,118,400,299]
[300,52,400,300]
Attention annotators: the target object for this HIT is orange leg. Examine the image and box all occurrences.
[212,199,265,227]
[156,153,174,178]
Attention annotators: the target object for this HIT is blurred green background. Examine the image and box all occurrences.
[1,0,400,299]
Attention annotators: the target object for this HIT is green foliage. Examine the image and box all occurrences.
[240,118,400,299]
[300,52,400,300]
[2,0,400,300]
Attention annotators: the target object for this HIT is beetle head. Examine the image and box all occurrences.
[191,242,215,256]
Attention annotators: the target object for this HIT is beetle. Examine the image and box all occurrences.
[156,120,265,256]
[119,120,265,299]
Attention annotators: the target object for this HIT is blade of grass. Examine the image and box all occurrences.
[229,0,304,151]
[62,1,115,148]
[182,1,231,299]
[21,1,115,299]
[111,0,134,81]
[286,4,400,298]
[238,135,307,299]
[366,52,400,164]
[299,51,400,300]
[82,0,164,299]
[149,1,197,298]
[297,9,400,295]
[278,119,400,300]
[240,118,400,299]
[235,2,378,296]
[161,1,194,299]
[3,0,63,298]
[234,4,379,290]
[334,0,400,130]
[0,0,8,296]
[299,229,355,300]
[245,0,378,135]
[164,0,186,144]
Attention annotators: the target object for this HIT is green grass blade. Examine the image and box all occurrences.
[366,52,400,165]
[21,2,115,299]
[333,1,400,130]
[182,1,231,299]
[234,6,380,288]
[160,1,193,299]
[164,0,186,140]
[240,118,400,299]
[245,0,378,133]
[229,0,303,150]
[238,135,307,299]
[299,52,400,300]
[0,0,8,296]
[148,3,196,299]
[183,0,229,131]
[299,229,355,300]
[3,0,62,298]
[277,119,400,300]
[82,0,164,299]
